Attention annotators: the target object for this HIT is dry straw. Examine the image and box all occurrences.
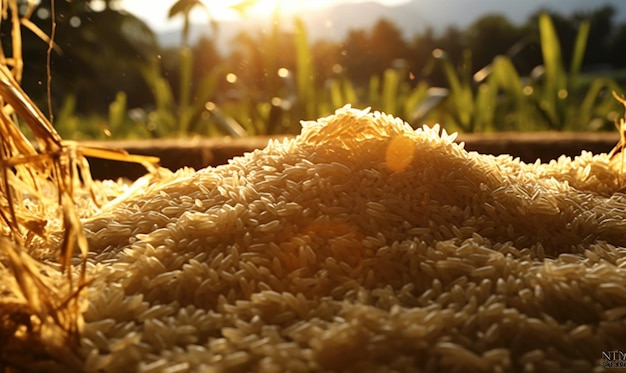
[0,0,157,369]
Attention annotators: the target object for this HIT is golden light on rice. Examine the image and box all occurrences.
[385,134,416,172]
[3,104,626,371]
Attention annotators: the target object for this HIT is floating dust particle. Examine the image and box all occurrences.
[385,134,416,172]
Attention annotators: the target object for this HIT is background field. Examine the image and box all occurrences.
[5,1,626,139]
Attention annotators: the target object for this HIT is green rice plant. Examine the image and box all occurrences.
[227,15,356,135]
[382,68,401,115]
[138,61,178,136]
[200,11,622,135]
[108,91,127,135]
[137,55,237,137]
[178,47,194,134]
[54,54,226,140]
[325,74,358,113]
[429,49,507,132]
[528,12,621,131]
[528,12,582,129]
[114,0,258,138]
[577,77,624,130]
[53,11,624,139]
[438,50,476,131]
[52,92,155,140]
[53,94,80,138]
[295,18,316,120]
[478,55,531,131]
[405,84,443,126]
[426,12,621,133]
[365,68,433,126]
[425,48,521,133]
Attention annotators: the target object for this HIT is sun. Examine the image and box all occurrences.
[197,0,293,20]
[239,0,284,16]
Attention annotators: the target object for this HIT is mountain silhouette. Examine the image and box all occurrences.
[157,0,626,51]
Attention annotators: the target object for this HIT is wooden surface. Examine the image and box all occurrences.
[83,132,621,180]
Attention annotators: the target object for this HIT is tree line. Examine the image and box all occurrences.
[221,5,625,93]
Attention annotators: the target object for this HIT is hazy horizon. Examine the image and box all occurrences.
[121,0,413,31]
[142,0,626,50]
[122,0,626,34]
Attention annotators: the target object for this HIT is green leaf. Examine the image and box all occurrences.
[369,74,381,109]
[108,91,127,134]
[406,84,442,126]
[575,78,621,131]
[178,48,194,134]
[382,68,400,115]
[329,80,343,109]
[294,17,315,118]
[569,19,590,85]
[489,55,528,130]
[343,78,358,105]
[186,66,226,133]
[539,13,566,95]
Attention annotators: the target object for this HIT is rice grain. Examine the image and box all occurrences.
[6,106,626,372]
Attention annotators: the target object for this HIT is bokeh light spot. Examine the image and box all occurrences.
[226,73,238,83]
[277,68,289,78]
[385,135,416,172]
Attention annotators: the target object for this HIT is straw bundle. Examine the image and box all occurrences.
[3,105,626,371]
[0,1,158,369]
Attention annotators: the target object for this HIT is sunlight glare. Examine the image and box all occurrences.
[198,0,295,20]
[122,1,414,30]
[249,0,283,16]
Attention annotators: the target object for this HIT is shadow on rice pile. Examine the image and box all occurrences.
[4,106,626,372]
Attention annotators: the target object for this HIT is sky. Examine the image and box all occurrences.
[120,0,626,49]
[121,0,412,31]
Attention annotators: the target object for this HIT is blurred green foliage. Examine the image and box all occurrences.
[3,1,626,138]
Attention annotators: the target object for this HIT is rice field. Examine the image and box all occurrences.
[3,106,626,372]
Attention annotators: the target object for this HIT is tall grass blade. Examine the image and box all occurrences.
[108,91,127,135]
[206,102,248,137]
[538,12,566,128]
[539,12,566,90]
[178,47,193,134]
[408,85,444,126]
[570,20,590,81]
[342,77,358,105]
[294,17,315,119]
[329,79,343,109]
[433,49,476,131]
[186,66,223,133]
[488,56,529,130]
[382,68,400,115]
[369,74,381,109]
[575,78,622,131]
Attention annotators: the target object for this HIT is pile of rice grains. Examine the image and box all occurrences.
[3,106,626,372]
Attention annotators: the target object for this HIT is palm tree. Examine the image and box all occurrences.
[167,0,260,48]
[167,0,211,49]
[165,0,259,135]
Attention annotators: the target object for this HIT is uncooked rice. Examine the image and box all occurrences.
[3,106,626,372]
